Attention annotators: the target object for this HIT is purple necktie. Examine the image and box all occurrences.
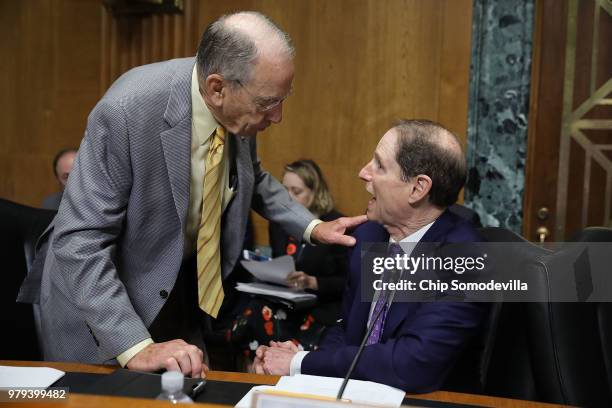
[366,243,403,345]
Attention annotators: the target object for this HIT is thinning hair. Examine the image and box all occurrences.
[52,148,77,177]
[196,11,294,86]
[393,119,467,208]
[284,159,334,216]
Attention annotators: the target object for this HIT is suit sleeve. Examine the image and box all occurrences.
[50,99,151,361]
[248,138,314,239]
[302,301,484,393]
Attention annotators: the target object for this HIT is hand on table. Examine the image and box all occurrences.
[126,339,208,378]
[253,341,298,376]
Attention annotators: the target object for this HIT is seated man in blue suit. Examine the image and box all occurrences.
[254,119,485,392]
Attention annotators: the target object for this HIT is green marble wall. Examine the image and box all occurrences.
[465,0,535,232]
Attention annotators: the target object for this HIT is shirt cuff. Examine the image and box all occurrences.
[303,219,323,244]
[290,351,309,376]
[117,338,154,367]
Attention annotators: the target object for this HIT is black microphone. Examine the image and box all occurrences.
[336,287,398,401]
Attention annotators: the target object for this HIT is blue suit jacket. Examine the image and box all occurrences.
[301,210,484,392]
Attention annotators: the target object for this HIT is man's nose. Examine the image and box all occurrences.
[359,161,372,181]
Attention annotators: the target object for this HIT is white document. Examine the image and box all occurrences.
[275,375,405,407]
[234,375,404,408]
[0,366,65,388]
[241,255,295,286]
[235,385,275,408]
[235,282,317,302]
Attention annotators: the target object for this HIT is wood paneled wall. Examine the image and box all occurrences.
[1,0,473,245]
[0,0,102,206]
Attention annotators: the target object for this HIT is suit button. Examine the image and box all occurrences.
[160,290,168,299]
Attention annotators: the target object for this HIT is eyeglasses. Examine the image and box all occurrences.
[235,79,292,113]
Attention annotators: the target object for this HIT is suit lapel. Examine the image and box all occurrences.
[230,134,254,213]
[220,134,254,278]
[160,60,193,234]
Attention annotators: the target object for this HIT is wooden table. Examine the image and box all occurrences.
[0,361,568,408]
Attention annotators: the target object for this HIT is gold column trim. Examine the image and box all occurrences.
[555,0,612,238]
[555,0,578,240]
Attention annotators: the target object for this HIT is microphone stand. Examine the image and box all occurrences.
[336,288,398,401]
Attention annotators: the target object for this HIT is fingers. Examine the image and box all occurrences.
[341,214,368,229]
[262,348,293,376]
[185,345,203,378]
[253,357,265,374]
[333,233,357,247]
[286,271,301,280]
[171,349,193,377]
[287,272,308,289]
[130,340,204,378]
[311,217,365,247]
[165,356,181,374]
[255,345,268,359]
[270,340,297,352]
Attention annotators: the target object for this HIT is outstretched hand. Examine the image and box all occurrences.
[310,215,367,247]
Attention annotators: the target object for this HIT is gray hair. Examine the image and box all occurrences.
[196,11,294,86]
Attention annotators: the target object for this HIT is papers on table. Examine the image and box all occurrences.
[235,385,275,408]
[235,375,405,408]
[240,255,295,286]
[0,366,65,388]
[235,282,317,302]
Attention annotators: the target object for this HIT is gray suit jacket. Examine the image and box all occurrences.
[36,57,314,363]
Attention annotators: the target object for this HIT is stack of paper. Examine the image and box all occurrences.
[235,374,405,407]
[0,366,65,388]
[235,282,316,302]
[240,255,295,286]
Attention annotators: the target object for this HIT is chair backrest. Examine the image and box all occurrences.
[525,230,612,406]
[0,198,56,360]
[570,226,612,242]
[477,227,550,401]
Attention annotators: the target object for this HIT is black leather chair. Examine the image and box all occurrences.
[449,204,482,228]
[569,226,612,242]
[442,227,545,395]
[524,228,612,407]
[0,198,56,360]
[477,227,550,401]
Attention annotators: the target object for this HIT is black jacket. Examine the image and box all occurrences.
[268,210,348,325]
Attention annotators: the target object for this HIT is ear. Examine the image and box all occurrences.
[202,74,225,107]
[407,174,432,204]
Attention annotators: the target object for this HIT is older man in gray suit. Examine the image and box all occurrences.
[31,12,365,377]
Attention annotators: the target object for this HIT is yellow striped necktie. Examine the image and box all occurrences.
[196,126,225,317]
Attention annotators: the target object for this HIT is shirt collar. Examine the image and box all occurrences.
[390,221,435,244]
[191,65,219,144]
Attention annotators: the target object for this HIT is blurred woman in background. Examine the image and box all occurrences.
[232,159,348,359]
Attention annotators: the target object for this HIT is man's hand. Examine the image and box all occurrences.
[311,215,367,247]
[126,339,208,378]
[253,345,269,374]
[262,347,296,376]
[269,340,299,352]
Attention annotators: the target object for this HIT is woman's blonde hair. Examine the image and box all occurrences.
[284,159,334,216]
